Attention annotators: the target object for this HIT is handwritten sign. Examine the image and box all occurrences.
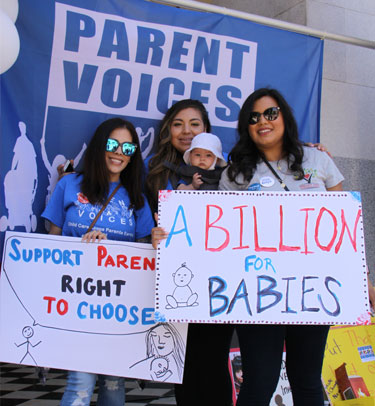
[155,191,370,325]
[322,317,375,402]
[0,232,188,383]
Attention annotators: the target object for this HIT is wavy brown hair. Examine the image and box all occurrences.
[227,88,304,184]
[80,118,145,209]
[145,99,211,212]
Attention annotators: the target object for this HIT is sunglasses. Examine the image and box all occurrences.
[106,138,137,156]
[249,107,280,125]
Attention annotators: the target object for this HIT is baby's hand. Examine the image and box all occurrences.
[192,173,203,189]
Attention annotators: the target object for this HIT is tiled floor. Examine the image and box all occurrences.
[0,363,176,405]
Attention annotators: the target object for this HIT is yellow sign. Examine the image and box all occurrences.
[322,317,375,403]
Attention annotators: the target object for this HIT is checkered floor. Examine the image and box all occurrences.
[0,363,176,405]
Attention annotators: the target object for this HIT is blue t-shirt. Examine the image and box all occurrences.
[42,174,154,241]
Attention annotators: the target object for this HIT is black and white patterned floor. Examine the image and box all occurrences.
[0,363,176,405]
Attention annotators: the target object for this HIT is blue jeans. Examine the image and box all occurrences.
[60,371,125,406]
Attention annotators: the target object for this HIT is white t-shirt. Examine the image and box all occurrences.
[219,147,344,192]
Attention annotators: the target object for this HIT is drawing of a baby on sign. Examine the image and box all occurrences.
[166,263,198,309]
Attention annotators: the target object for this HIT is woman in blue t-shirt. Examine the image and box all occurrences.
[43,118,154,406]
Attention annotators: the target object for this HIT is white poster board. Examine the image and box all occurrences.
[155,191,370,325]
[0,232,188,383]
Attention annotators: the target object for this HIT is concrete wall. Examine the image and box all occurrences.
[201,0,375,278]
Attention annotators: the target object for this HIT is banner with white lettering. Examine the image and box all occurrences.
[0,0,323,257]
[0,232,188,383]
[155,191,370,325]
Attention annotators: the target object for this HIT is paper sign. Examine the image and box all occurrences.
[0,232,188,383]
[322,317,375,402]
[155,191,369,325]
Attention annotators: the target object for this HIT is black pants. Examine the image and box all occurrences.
[174,323,234,406]
[236,324,330,406]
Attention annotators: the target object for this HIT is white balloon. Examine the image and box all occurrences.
[0,0,18,22]
[0,9,20,74]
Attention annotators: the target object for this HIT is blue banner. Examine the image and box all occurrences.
[0,0,323,255]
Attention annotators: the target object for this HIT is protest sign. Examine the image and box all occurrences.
[322,317,375,403]
[0,231,188,383]
[155,191,370,325]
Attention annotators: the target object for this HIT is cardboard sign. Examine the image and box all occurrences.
[322,317,375,403]
[155,191,369,325]
[0,232,188,383]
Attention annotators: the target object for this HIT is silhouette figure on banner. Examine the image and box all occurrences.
[136,126,154,159]
[1,122,38,232]
[15,326,41,365]
[40,127,86,207]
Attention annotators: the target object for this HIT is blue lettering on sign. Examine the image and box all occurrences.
[8,238,83,266]
[257,275,282,313]
[226,42,250,79]
[165,205,192,248]
[282,277,297,314]
[136,27,165,66]
[136,73,153,111]
[318,277,341,317]
[191,81,210,104]
[76,302,155,325]
[169,32,192,71]
[64,61,98,103]
[227,279,252,316]
[97,20,129,60]
[302,276,320,312]
[101,68,131,108]
[157,78,185,113]
[65,11,95,52]
[216,86,241,121]
[208,276,229,317]
[193,37,220,75]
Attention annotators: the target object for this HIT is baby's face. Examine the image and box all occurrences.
[190,148,216,170]
[174,268,193,286]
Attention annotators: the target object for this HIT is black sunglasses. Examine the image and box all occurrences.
[106,139,137,156]
[249,107,280,125]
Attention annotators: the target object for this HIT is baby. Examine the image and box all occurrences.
[176,132,226,190]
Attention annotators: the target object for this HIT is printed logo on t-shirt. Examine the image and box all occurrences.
[299,168,319,189]
[77,192,89,204]
[74,193,134,227]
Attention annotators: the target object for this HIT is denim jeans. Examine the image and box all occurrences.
[60,371,125,406]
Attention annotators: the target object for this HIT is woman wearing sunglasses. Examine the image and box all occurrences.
[42,117,154,406]
[219,88,344,406]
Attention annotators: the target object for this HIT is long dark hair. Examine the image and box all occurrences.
[146,99,211,212]
[80,118,145,209]
[227,88,304,183]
